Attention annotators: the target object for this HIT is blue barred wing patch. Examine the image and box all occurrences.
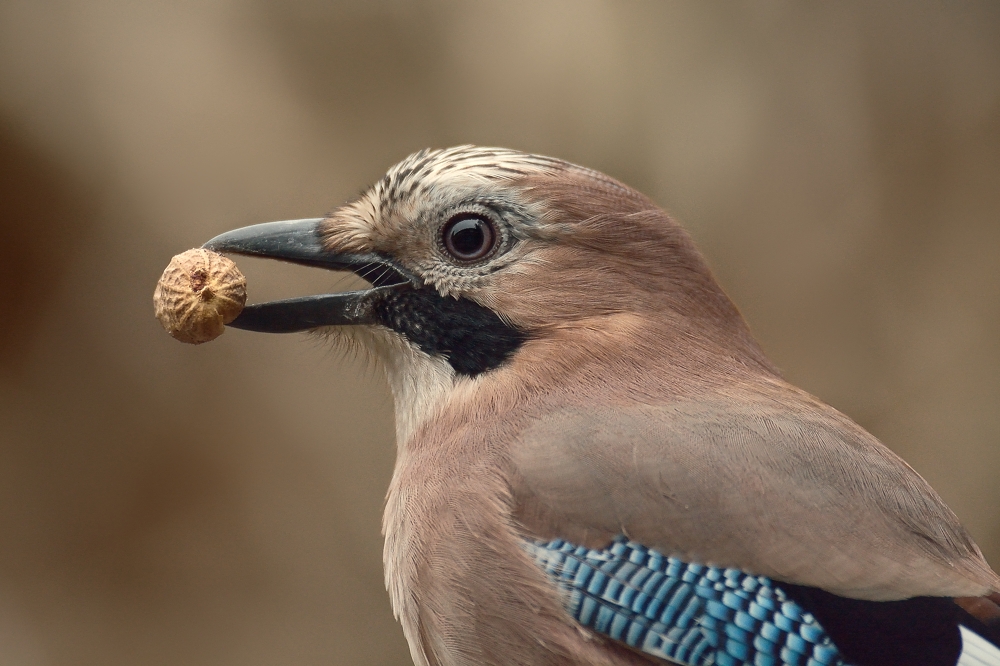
[525,537,846,666]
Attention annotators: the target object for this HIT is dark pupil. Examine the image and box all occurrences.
[446,217,491,259]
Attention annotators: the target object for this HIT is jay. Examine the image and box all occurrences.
[203,146,1000,666]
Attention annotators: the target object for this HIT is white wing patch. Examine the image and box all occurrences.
[959,626,1000,666]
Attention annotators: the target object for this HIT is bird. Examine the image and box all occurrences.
[203,146,1000,666]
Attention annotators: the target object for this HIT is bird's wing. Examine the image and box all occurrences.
[523,536,846,666]
[522,535,1000,666]
[509,392,1000,602]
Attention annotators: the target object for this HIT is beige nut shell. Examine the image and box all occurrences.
[154,248,247,344]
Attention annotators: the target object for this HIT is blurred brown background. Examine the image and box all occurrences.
[0,1,998,664]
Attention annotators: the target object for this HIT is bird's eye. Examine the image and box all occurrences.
[442,214,497,262]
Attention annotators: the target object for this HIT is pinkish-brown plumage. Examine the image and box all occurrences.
[209,146,1000,665]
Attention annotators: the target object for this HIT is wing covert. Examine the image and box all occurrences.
[511,396,999,601]
[524,536,845,666]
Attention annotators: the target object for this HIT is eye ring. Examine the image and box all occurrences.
[441,214,497,263]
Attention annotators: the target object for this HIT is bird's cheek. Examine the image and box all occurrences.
[481,275,615,329]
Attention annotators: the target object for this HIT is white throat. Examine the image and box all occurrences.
[334,326,458,447]
[324,326,461,666]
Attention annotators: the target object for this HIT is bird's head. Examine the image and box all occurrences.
[205,147,773,434]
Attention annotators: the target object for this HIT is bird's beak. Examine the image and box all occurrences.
[202,218,414,333]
